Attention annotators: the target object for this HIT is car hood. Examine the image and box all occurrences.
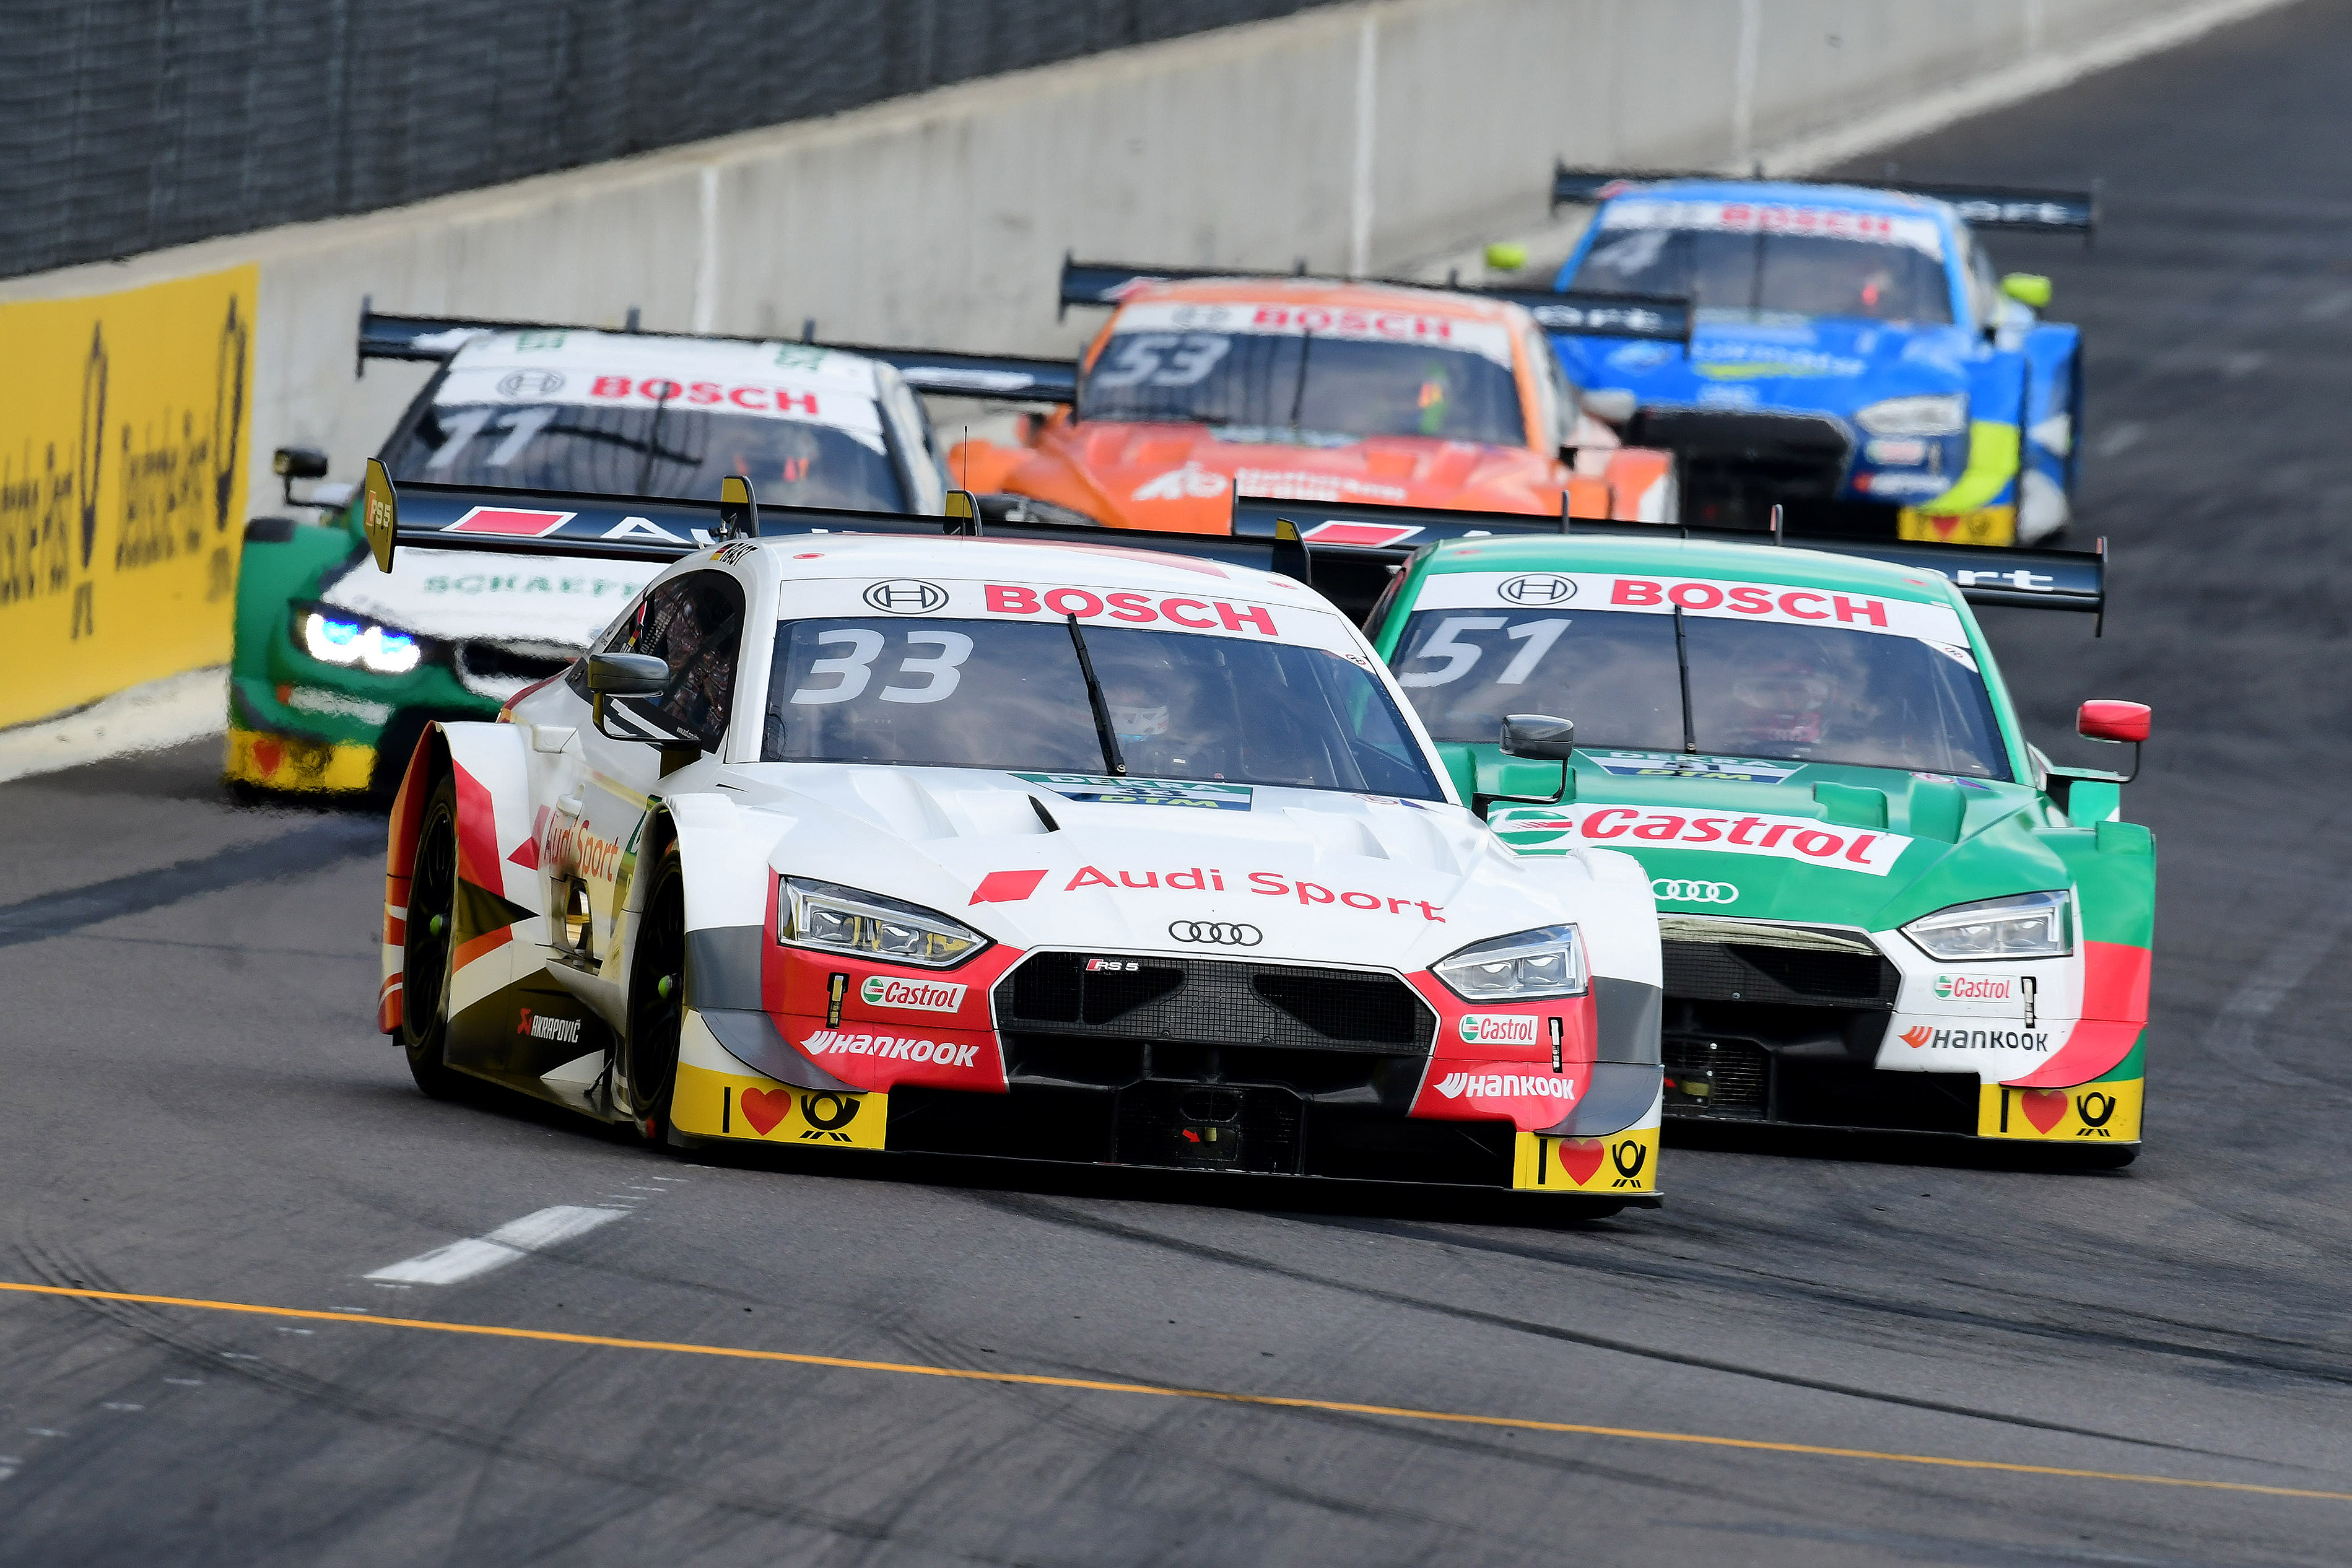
[1557,316,1974,422]
[320,545,662,645]
[1009,422,1558,534]
[1484,752,2057,933]
[707,764,1657,981]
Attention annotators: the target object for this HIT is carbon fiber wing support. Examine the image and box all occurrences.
[361,477,1313,588]
[1549,162,2097,239]
[355,301,1076,401]
[1228,494,2106,627]
[1057,255,1690,342]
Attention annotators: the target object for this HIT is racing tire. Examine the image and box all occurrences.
[625,842,687,1146]
[398,773,468,1101]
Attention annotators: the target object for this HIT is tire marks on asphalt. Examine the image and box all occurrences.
[0,816,379,949]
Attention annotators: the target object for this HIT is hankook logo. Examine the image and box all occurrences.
[864,579,949,614]
[1651,878,1738,904]
[1499,573,1578,606]
[497,369,567,397]
[1168,920,1261,946]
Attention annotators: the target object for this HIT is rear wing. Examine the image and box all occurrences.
[1549,162,2098,239]
[1056,256,1692,344]
[355,465,1309,586]
[1226,493,2107,629]
[354,301,1075,402]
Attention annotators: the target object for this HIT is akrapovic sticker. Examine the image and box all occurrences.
[1586,750,1803,784]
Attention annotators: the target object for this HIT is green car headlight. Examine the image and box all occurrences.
[777,876,990,969]
[1901,890,2071,961]
[295,604,424,675]
[1432,924,1587,1001]
[1855,393,1967,438]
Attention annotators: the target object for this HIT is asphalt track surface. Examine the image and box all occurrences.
[8,11,2352,1564]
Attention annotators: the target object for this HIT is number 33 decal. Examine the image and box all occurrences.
[790,629,975,705]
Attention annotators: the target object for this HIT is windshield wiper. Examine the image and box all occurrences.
[1065,614,1127,777]
[635,381,674,494]
[1672,605,1697,754]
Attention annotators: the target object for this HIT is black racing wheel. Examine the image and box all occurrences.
[399,773,467,1100]
[625,842,687,1144]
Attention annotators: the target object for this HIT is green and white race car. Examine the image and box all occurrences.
[1348,512,2151,1159]
[226,309,954,796]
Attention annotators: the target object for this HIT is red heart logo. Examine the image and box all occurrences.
[1556,1138,1606,1186]
[739,1087,791,1136]
[253,738,284,777]
[2021,1089,2069,1133]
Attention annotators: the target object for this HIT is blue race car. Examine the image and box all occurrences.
[1538,168,2093,547]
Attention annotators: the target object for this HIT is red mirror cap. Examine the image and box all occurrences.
[2079,699,2151,743]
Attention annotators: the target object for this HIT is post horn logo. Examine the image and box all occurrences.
[1609,1139,1649,1186]
[798,1092,861,1142]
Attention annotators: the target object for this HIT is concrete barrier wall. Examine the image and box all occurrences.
[1,0,2275,552]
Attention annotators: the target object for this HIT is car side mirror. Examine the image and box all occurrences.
[1500,713,1576,760]
[2000,272,2052,308]
[1579,388,1637,426]
[716,474,759,542]
[587,652,670,697]
[274,445,331,509]
[2078,700,2148,744]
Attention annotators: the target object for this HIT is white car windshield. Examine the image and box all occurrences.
[1392,605,2008,778]
[762,617,1442,798]
[386,401,910,511]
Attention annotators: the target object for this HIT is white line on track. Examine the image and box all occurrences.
[364,1205,627,1286]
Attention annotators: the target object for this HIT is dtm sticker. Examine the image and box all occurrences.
[1015,773,1255,811]
[802,1029,982,1066]
[1457,1014,1542,1046]
[1588,750,1801,785]
[1495,804,1911,876]
[1897,1023,2050,1051]
[860,976,966,1013]
[1934,973,2014,1003]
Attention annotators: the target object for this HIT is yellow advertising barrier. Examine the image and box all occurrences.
[1,266,258,729]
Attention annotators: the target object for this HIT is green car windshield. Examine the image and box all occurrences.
[1392,605,2009,778]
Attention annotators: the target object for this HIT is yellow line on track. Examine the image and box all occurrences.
[6,1279,2345,1504]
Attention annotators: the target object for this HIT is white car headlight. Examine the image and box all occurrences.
[778,876,990,969]
[1855,394,1967,438]
[299,608,423,675]
[1432,924,1587,1001]
[1902,891,2071,961]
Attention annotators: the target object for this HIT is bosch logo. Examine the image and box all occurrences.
[1499,573,1577,606]
[1168,921,1261,947]
[1651,878,1738,905]
[497,369,566,397]
[864,579,949,614]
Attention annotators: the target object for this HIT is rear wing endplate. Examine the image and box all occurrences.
[357,469,1309,586]
[355,302,1074,401]
[1550,162,2097,238]
[1058,256,1691,344]
[1228,493,2106,627]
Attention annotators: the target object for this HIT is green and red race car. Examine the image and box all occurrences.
[1328,506,2148,1158]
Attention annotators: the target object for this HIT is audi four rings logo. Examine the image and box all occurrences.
[1652,878,1739,904]
[865,579,949,614]
[1499,573,1577,606]
[1169,920,1262,946]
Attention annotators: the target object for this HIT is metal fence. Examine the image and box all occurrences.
[0,0,1333,281]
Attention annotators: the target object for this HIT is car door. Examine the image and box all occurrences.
[569,568,748,988]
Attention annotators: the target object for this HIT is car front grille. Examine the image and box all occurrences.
[454,639,578,698]
[1627,409,1854,529]
[999,952,1435,1053]
[1662,1035,1771,1112]
[1658,918,1897,1010]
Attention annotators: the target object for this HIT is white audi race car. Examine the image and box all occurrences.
[368,470,1666,1206]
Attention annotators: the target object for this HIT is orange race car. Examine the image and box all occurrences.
[946,260,1689,536]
